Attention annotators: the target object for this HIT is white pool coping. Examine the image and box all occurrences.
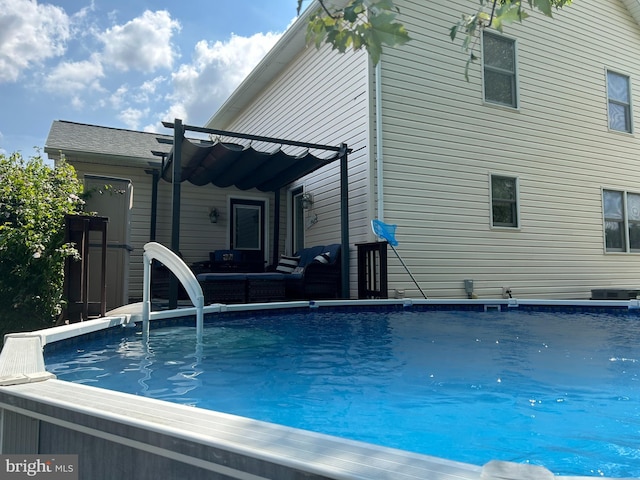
[1,298,638,480]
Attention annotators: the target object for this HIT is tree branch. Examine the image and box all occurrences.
[488,0,499,27]
[317,0,338,19]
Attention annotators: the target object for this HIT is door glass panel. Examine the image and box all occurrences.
[233,205,261,249]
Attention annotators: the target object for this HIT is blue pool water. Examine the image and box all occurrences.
[45,308,640,477]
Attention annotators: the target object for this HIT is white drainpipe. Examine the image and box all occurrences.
[375,60,384,223]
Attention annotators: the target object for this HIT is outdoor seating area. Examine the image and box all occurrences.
[196,272,286,304]
[194,244,342,304]
[281,243,342,300]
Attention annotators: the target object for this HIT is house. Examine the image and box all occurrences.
[202,0,640,300]
[47,0,640,303]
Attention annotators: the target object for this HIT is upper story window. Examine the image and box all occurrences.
[482,32,517,108]
[603,189,640,252]
[607,70,632,133]
[491,175,519,228]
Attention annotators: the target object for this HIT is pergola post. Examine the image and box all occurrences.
[169,118,183,309]
[339,143,350,299]
[273,188,281,267]
[149,169,159,241]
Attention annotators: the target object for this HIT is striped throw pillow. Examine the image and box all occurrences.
[276,255,300,274]
[313,252,331,264]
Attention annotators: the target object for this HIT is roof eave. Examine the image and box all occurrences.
[622,0,640,27]
[44,147,162,169]
[205,0,349,130]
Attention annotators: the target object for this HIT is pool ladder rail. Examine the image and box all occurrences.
[142,242,204,343]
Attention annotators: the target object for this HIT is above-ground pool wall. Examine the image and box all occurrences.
[0,379,486,480]
[0,389,314,480]
[0,389,322,480]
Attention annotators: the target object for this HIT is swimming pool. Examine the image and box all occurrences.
[45,306,640,477]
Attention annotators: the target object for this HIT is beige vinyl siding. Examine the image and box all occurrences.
[70,161,257,302]
[379,0,640,299]
[211,44,372,295]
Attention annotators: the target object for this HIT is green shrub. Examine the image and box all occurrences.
[0,152,83,336]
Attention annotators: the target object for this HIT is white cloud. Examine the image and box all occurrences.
[99,10,180,73]
[0,0,70,83]
[109,85,129,110]
[119,107,150,130]
[157,31,281,127]
[44,56,105,98]
[134,76,166,103]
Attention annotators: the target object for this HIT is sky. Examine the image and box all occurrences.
[0,0,313,158]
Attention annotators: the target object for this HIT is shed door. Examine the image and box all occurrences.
[84,175,132,310]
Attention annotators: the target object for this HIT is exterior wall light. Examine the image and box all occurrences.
[209,208,219,223]
[301,193,314,210]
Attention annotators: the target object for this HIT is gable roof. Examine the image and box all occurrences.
[45,120,172,167]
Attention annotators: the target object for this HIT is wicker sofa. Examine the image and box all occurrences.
[279,244,342,300]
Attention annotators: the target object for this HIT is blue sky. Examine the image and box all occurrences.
[0,0,312,157]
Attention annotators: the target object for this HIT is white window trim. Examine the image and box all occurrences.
[489,173,521,230]
[605,68,633,135]
[287,185,305,256]
[481,31,520,110]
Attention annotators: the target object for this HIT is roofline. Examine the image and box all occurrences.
[622,0,640,27]
[43,147,163,169]
[205,0,349,130]
[46,120,174,143]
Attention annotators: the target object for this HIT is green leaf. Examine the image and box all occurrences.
[369,11,411,47]
[449,25,458,41]
[533,0,553,17]
[343,5,359,22]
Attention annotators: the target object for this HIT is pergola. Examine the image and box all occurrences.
[154,119,351,306]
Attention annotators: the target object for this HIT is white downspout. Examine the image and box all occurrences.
[375,60,384,223]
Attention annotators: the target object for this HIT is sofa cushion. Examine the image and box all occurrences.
[296,246,325,267]
[275,255,300,273]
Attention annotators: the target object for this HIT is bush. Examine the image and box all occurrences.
[0,152,83,336]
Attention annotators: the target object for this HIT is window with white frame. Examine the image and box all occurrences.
[491,175,519,228]
[603,189,640,252]
[483,32,517,108]
[607,70,632,133]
